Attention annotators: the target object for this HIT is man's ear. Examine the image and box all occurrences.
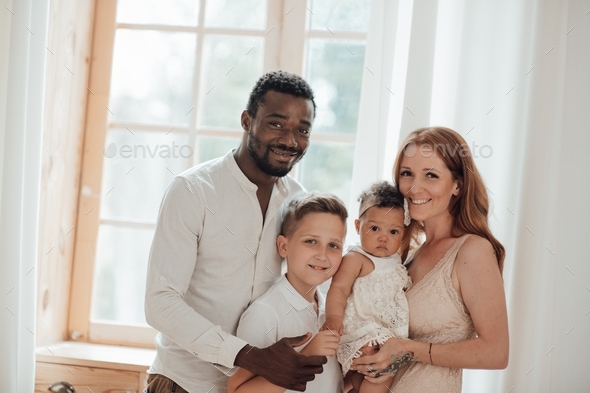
[241,110,251,133]
[276,235,288,258]
[354,219,360,233]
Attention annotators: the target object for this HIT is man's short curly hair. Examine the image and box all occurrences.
[358,181,404,217]
[246,70,316,119]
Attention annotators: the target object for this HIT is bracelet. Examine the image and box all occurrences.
[429,343,433,365]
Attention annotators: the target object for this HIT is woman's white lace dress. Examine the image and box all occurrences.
[389,234,476,393]
[337,245,411,374]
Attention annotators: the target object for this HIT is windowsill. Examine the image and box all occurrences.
[36,341,156,373]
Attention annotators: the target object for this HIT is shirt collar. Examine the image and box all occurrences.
[224,149,290,196]
[278,274,322,314]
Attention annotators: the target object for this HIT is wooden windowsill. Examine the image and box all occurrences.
[36,341,156,373]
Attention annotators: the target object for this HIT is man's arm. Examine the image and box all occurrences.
[234,301,328,392]
[234,336,327,392]
[229,329,339,393]
[145,176,247,369]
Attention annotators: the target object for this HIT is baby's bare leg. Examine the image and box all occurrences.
[359,379,392,393]
[360,343,379,356]
[344,371,364,393]
[356,343,389,393]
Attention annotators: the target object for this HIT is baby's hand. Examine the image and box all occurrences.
[321,317,344,335]
[300,330,340,357]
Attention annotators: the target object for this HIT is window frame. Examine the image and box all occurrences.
[69,0,369,347]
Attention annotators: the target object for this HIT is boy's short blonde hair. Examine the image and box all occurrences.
[281,192,348,238]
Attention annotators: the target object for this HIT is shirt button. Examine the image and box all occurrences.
[159,276,165,281]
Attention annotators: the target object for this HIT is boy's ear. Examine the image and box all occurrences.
[276,235,288,258]
[354,219,360,233]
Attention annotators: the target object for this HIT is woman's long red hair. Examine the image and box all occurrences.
[393,127,505,273]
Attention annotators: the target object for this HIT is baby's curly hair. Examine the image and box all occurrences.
[358,181,404,217]
[246,70,316,119]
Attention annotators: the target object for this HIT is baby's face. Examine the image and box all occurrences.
[355,206,404,258]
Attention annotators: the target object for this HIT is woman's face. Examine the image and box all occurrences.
[397,145,459,223]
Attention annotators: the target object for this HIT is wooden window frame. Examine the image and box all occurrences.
[69,0,367,347]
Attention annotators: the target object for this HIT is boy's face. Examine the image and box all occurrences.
[355,206,404,258]
[277,212,346,299]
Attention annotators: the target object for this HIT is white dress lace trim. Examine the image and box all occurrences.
[336,245,411,374]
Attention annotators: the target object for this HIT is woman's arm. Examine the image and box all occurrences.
[439,235,509,368]
[353,236,509,377]
[322,252,365,333]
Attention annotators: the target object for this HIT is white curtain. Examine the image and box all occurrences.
[0,0,49,390]
[356,0,590,391]
[348,0,400,241]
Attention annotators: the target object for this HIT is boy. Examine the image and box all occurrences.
[227,193,348,393]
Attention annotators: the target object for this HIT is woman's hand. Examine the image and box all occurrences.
[351,338,418,379]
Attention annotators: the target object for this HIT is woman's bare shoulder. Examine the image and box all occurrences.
[457,234,497,269]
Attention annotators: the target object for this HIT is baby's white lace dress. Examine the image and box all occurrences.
[337,244,411,374]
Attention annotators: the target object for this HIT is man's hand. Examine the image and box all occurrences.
[234,333,327,392]
[320,317,343,335]
[299,330,340,357]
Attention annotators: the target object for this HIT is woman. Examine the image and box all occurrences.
[352,127,509,392]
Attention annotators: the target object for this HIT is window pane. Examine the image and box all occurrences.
[205,0,267,29]
[306,39,366,134]
[198,35,264,128]
[91,225,154,324]
[109,30,196,125]
[116,0,200,26]
[197,136,240,163]
[298,142,354,205]
[100,129,190,222]
[309,0,371,32]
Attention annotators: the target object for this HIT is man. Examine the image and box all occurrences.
[145,71,326,393]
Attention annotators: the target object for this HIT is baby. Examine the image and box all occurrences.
[322,181,411,393]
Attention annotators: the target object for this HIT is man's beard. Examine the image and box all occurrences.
[247,132,304,177]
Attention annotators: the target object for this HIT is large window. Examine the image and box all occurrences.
[70,0,372,346]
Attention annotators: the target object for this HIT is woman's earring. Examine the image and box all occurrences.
[403,199,411,226]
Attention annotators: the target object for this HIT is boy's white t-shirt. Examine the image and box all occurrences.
[236,274,343,393]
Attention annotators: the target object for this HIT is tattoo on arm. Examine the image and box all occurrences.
[374,351,417,377]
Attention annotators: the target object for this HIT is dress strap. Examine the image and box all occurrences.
[443,234,472,265]
[440,234,473,316]
[348,244,402,271]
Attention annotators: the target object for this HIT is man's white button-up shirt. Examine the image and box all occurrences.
[145,150,305,393]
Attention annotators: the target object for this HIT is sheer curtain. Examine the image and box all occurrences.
[348,0,400,241]
[356,0,590,391]
[0,0,49,390]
